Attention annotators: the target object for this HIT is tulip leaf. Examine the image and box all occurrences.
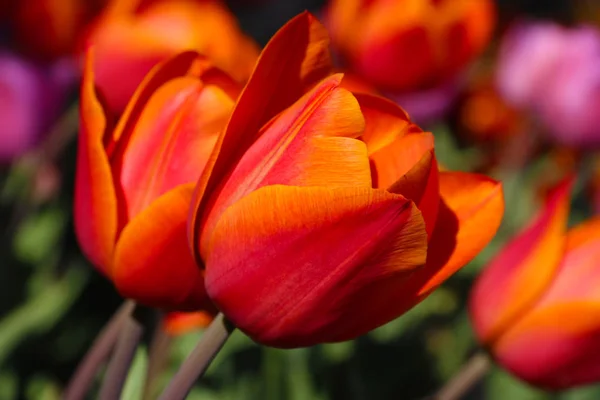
[120,347,148,400]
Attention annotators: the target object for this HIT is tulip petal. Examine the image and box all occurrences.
[110,76,233,222]
[163,311,214,336]
[355,93,418,155]
[420,172,504,291]
[189,12,332,258]
[205,185,427,347]
[469,178,571,345]
[354,93,440,234]
[113,184,212,311]
[388,150,439,237]
[107,51,213,151]
[199,75,368,253]
[495,302,600,390]
[74,50,118,276]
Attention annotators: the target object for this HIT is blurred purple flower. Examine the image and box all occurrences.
[0,51,75,162]
[386,78,461,126]
[496,21,600,147]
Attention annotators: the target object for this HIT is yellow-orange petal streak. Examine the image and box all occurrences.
[74,50,118,276]
[112,184,211,311]
[205,185,427,347]
[189,12,333,259]
[469,178,571,346]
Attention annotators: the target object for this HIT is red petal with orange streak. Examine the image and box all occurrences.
[199,75,368,254]
[205,185,427,347]
[74,50,118,276]
[110,77,233,222]
[492,217,600,389]
[469,178,571,346]
[113,184,212,311]
[189,12,333,259]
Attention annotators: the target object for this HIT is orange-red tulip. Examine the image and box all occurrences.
[85,0,259,113]
[325,0,495,92]
[74,49,240,311]
[470,179,600,390]
[188,12,504,348]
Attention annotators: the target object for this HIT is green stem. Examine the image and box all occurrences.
[434,351,491,400]
[64,301,135,400]
[158,313,233,400]
[142,316,173,400]
[98,305,145,400]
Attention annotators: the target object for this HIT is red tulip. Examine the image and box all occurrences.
[74,49,239,311]
[188,12,504,348]
[85,0,259,113]
[325,0,495,92]
[470,178,600,389]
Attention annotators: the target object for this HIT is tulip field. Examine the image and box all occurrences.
[1,0,600,399]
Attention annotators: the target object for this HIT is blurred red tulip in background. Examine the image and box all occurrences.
[86,0,259,113]
[325,0,495,93]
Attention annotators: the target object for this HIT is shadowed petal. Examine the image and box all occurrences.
[420,172,504,294]
[205,185,427,347]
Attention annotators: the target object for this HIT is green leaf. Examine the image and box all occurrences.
[120,347,148,400]
[0,266,89,365]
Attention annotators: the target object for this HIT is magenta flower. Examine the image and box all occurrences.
[496,21,600,146]
[0,51,74,162]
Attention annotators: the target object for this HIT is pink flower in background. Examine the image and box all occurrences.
[496,21,600,146]
[0,52,74,162]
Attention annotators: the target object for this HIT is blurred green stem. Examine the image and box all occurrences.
[63,301,135,400]
[434,351,491,400]
[158,313,234,400]
[142,315,173,400]
[98,304,145,400]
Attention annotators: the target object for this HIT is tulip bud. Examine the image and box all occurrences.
[470,178,600,390]
[325,0,495,92]
[74,49,239,311]
[188,12,504,348]
[86,0,259,114]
